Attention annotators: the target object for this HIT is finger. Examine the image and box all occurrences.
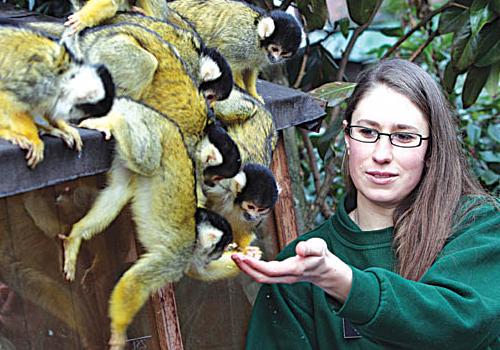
[296,238,327,257]
[234,254,303,278]
[232,255,299,284]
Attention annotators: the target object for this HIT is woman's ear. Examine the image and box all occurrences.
[343,120,350,153]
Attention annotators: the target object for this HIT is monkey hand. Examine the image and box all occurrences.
[242,245,262,260]
[130,6,147,14]
[64,12,87,34]
[44,122,83,152]
[79,118,113,140]
[109,329,126,350]
[59,233,82,282]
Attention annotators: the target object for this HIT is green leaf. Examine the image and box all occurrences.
[469,0,494,36]
[475,19,500,67]
[451,19,474,71]
[309,82,357,107]
[479,151,500,163]
[438,7,468,35]
[480,169,499,185]
[462,65,491,107]
[380,27,404,37]
[485,62,500,97]
[346,0,379,26]
[466,123,482,145]
[338,17,350,39]
[316,108,344,160]
[443,61,460,93]
[297,0,328,31]
[487,123,500,143]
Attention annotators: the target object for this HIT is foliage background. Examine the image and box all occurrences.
[6,0,499,231]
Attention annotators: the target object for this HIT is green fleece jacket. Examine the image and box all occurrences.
[246,196,500,349]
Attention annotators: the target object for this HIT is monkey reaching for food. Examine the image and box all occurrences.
[188,89,280,281]
[60,97,235,349]
[0,24,115,168]
[65,0,169,33]
[169,0,302,102]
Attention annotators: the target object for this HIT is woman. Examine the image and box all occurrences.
[232,59,500,349]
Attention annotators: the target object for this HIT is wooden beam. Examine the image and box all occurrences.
[271,132,299,250]
[151,283,184,350]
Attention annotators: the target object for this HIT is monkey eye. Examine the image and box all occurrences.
[205,91,217,103]
[269,45,280,54]
[247,204,256,210]
[281,52,292,58]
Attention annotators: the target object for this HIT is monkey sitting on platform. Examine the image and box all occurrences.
[0,24,115,168]
[169,0,302,102]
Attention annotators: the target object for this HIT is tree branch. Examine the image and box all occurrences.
[336,0,382,82]
[409,30,439,62]
[382,1,461,59]
[300,129,321,193]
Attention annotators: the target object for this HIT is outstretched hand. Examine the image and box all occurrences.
[232,238,353,302]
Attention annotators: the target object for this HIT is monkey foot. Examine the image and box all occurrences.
[4,134,44,169]
[243,246,262,260]
[59,234,82,282]
[79,118,113,140]
[109,331,126,350]
[49,125,83,152]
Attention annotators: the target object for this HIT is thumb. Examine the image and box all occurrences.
[296,238,327,257]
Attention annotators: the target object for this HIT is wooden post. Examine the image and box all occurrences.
[152,284,184,350]
[271,131,300,250]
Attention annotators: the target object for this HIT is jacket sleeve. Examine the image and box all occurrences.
[333,202,500,349]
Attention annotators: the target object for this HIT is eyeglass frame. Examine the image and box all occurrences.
[345,125,431,148]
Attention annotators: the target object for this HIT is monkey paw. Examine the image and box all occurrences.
[56,125,83,152]
[79,118,113,140]
[64,13,86,33]
[20,138,44,169]
[243,246,262,260]
[59,234,82,281]
[109,331,127,350]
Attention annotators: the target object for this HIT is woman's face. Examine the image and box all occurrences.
[344,84,430,209]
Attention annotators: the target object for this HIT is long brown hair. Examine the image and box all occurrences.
[343,59,488,281]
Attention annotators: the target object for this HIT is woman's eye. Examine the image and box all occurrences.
[360,128,377,137]
[393,133,417,142]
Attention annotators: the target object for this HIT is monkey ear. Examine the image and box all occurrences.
[200,56,222,82]
[200,139,223,167]
[232,171,247,194]
[258,17,275,39]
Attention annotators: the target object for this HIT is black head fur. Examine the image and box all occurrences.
[199,47,233,102]
[236,163,278,209]
[203,121,242,185]
[195,208,233,259]
[260,10,301,57]
[76,64,115,118]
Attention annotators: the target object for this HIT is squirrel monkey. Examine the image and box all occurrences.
[169,0,302,102]
[60,97,234,349]
[76,23,230,148]
[65,0,169,33]
[188,89,280,281]
[105,12,233,103]
[0,24,115,168]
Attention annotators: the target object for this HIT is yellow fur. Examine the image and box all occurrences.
[169,0,265,100]
[68,0,169,32]
[63,97,198,349]
[78,23,208,149]
[0,26,84,168]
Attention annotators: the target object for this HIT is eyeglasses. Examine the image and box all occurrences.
[346,125,430,148]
